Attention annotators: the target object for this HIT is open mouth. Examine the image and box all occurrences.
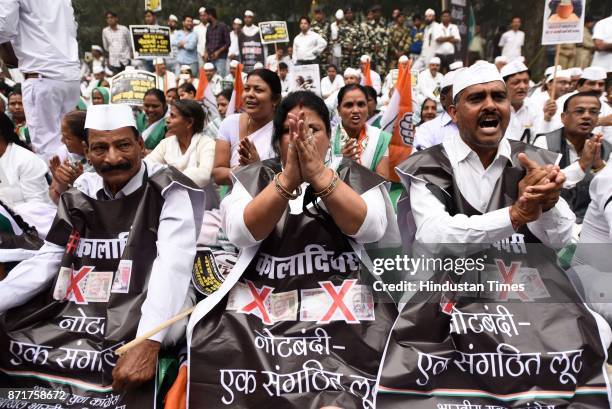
[478,116,500,130]
[578,121,592,129]
[245,100,258,109]
[350,113,361,124]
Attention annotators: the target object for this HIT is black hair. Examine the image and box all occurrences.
[441,9,451,15]
[62,110,87,142]
[183,15,194,21]
[563,91,602,112]
[144,10,156,16]
[0,112,29,150]
[173,99,206,134]
[502,69,530,83]
[363,85,378,102]
[217,88,233,101]
[207,8,217,19]
[278,62,288,70]
[327,64,338,72]
[511,16,521,21]
[247,69,282,98]
[337,84,367,107]
[606,78,612,89]
[413,14,422,21]
[299,16,311,25]
[576,78,587,87]
[418,98,437,125]
[105,11,117,18]
[272,91,330,158]
[166,87,178,95]
[144,88,167,109]
[178,83,197,95]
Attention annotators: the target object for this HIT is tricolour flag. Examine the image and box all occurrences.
[226,63,245,115]
[380,60,414,182]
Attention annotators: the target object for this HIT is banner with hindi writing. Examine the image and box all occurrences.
[259,21,290,44]
[130,25,172,58]
[541,0,586,45]
[186,159,398,409]
[110,70,156,106]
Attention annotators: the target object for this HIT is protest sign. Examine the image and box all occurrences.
[259,21,290,44]
[541,0,585,45]
[289,64,321,96]
[130,25,172,58]
[110,70,156,106]
[145,0,162,12]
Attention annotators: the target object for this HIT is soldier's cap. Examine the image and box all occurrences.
[314,7,323,13]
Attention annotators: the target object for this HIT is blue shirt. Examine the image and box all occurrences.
[409,26,424,55]
[172,29,198,65]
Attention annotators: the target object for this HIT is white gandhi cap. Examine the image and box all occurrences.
[581,66,606,81]
[335,9,344,20]
[244,10,255,17]
[204,62,215,70]
[429,56,441,65]
[85,104,136,131]
[500,60,528,78]
[453,61,505,100]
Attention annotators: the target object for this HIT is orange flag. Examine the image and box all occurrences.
[195,68,209,101]
[380,60,414,182]
[164,364,187,409]
[227,63,245,115]
[363,59,373,87]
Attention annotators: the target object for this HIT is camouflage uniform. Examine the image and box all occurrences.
[338,21,362,72]
[387,24,412,70]
[361,18,389,75]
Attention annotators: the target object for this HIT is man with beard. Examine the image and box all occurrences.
[0,104,204,404]
[533,92,610,221]
[166,14,179,73]
[376,62,611,409]
[500,60,540,142]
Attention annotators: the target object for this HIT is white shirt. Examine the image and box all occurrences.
[0,143,50,207]
[412,111,458,151]
[155,71,177,92]
[533,131,612,188]
[194,23,208,57]
[421,22,439,61]
[242,25,260,37]
[228,31,240,58]
[145,132,216,188]
[498,30,525,59]
[321,75,345,99]
[221,172,388,249]
[265,55,293,73]
[209,73,223,96]
[409,134,574,247]
[580,163,612,243]
[292,30,327,63]
[217,113,275,167]
[330,21,341,57]
[592,16,612,70]
[417,69,443,101]
[505,97,539,141]
[0,162,202,344]
[280,77,290,97]
[0,0,80,81]
[360,69,382,95]
[432,23,460,55]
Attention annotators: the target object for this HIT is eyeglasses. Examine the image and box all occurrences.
[569,108,600,116]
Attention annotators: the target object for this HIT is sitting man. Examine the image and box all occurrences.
[533,91,611,222]
[203,62,223,96]
[0,104,205,405]
[377,62,611,408]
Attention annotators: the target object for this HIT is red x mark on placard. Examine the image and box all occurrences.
[495,259,530,301]
[65,266,93,304]
[240,281,274,325]
[318,279,359,324]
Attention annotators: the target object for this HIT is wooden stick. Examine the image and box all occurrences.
[549,44,561,102]
[115,305,197,356]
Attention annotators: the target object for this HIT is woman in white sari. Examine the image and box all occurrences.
[212,69,281,186]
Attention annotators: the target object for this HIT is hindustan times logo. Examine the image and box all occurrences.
[372,255,486,276]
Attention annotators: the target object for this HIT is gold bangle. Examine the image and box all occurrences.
[314,169,339,199]
[593,162,607,173]
[274,173,302,200]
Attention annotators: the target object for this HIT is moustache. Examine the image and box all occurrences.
[100,161,132,173]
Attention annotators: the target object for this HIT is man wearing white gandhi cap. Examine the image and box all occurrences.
[359,54,382,95]
[395,60,574,248]
[0,104,205,396]
[500,59,540,142]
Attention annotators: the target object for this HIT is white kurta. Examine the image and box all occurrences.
[0,161,204,344]
[505,97,540,141]
[417,69,443,101]
[408,134,575,247]
[412,111,458,151]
